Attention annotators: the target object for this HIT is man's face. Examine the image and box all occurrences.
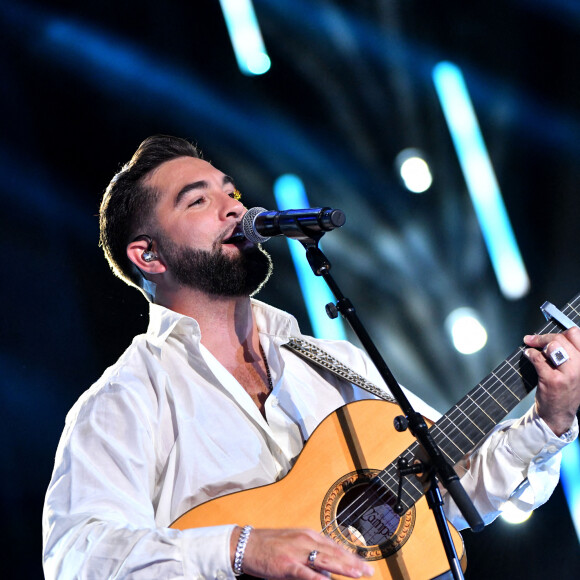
[145,156,272,296]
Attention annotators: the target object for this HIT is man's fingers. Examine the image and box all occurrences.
[242,528,374,580]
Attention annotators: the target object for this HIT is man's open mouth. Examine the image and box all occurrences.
[222,231,247,245]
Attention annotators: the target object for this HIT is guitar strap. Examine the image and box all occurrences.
[283,336,396,403]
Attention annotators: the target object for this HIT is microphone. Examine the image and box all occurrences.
[242,207,346,244]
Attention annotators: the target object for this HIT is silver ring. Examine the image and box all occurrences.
[308,550,319,569]
[548,346,569,367]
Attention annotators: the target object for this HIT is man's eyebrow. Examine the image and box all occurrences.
[174,175,236,206]
[175,181,207,206]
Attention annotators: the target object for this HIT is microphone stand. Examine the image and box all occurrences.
[296,233,484,580]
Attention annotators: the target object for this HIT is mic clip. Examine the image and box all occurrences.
[394,456,428,515]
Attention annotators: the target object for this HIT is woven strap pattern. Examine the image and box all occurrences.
[283,337,395,403]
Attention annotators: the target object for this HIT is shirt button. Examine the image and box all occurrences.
[270,396,279,407]
[546,446,558,454]
[215,571,227,580]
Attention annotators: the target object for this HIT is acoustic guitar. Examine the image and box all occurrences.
[171,294,579,580]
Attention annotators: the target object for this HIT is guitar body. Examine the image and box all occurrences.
[171,399,465,580]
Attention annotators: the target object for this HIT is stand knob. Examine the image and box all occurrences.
[325,303,339,319]
[394,415,409,432]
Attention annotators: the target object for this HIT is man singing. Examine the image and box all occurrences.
[43,135,580,579]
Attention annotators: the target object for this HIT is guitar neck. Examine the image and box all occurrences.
[382,292,580,513]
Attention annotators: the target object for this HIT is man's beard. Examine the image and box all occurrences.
[158,235,273,297]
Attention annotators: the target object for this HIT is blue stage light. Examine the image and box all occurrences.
[560,437,580,544]
[433,61,530,300]
[273,174,346,340]
[219,0,270,75]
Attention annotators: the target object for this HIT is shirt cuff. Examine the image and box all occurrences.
[506,404,578,466]
[181,524,237,580]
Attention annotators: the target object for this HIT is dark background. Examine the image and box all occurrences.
[2,1,579,577]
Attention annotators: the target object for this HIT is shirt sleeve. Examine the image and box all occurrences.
[444,403,579,529]
[42,382,237,580]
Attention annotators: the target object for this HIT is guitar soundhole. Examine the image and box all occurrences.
[321,469,415,560]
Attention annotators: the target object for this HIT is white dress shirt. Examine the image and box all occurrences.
[42,300,577,579]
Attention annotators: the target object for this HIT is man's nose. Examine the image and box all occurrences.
[220,194,244,220]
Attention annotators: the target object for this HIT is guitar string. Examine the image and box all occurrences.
[317,295,580,544]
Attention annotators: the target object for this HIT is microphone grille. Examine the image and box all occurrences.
[242,207,270,244]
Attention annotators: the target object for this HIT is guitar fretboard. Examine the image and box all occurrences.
[377,293,580,513]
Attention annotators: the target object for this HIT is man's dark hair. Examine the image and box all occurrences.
[99,135,201,295]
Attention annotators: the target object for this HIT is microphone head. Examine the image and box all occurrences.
[242,207,270,244]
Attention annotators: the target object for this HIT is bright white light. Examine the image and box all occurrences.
[246,52,271,75]
[445,307,488,355]
[396,149,433,193]
[432,61,530,300]
[500,502,533,525]
[219,0,271,76]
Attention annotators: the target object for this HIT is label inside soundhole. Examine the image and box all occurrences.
[321,470,415,560]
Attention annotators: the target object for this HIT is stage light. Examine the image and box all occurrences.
[500,502,533,525]
[433,61,530,300]
[560,438,580,543]
[395,148,433,193]
[219,0,271,75]
[273,174,346,340]
[445,307,488,355]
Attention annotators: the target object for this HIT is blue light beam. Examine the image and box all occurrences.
[560,437,580,544]
[219,0,271,75]
[273,175,346,340]
[433,61,530,300]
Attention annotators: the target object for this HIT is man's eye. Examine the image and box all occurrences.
[188,197,205,207]
[231,189,242,201]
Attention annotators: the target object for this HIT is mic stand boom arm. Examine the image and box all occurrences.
[297,235,484,580]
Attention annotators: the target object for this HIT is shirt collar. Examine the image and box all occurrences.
[146,302,201,349]
[145,298,302,350]
[250,298,302,342]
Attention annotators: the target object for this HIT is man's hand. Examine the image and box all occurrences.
[231,526,375,580]
[524,327,580,436]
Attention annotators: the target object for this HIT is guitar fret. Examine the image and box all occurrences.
[435,416,479,451]
[463,394,495,425]
[484,374,509,412]
[432,415,476,455]
[433,434,463,468]
[493,367,522,402]
[452,406,485,435]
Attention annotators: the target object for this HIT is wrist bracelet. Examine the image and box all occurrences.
[233,525,253,576]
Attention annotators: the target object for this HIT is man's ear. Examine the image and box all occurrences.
[127,239,167,274]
